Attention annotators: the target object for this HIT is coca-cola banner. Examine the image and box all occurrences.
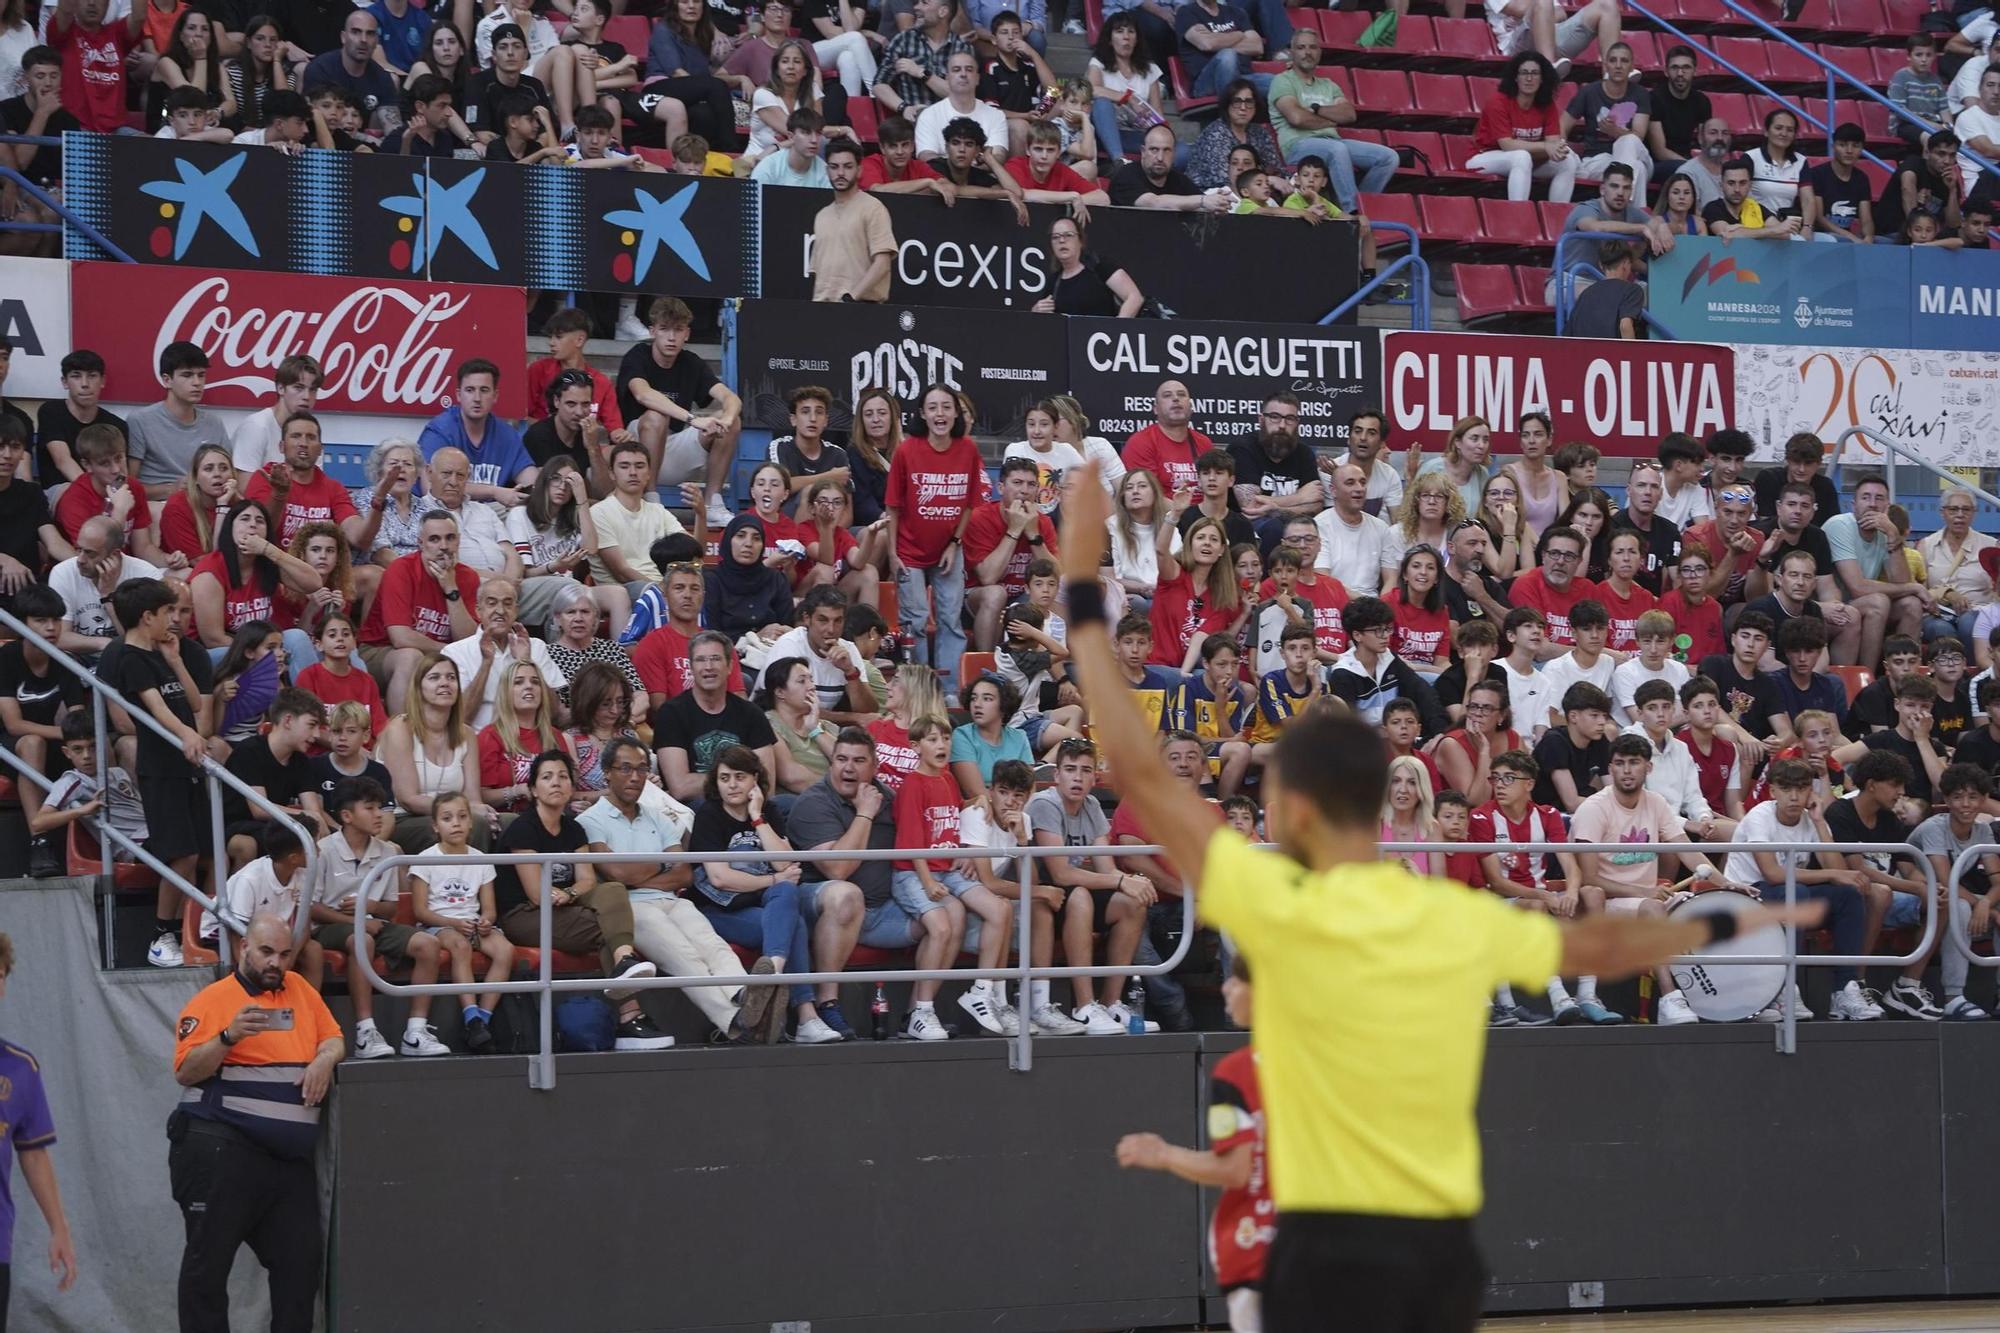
[756,186,1364,323]
[1379,331,1737,459]
[68,262,530,417]
[735,299,1063,441]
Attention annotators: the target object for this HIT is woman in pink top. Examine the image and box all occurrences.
[1467,51,1577,202]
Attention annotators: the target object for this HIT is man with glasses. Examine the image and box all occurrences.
[1444,519,1510,626]
[1271,519,1352,658]
[1510,525,1597,659]
[1330,409,1403,517]
[1918,487,1994,645]
[1610,460,1680,597]
[1230,393,1323,544]
[1682,482,1761,609]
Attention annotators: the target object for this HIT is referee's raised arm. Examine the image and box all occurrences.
[1057,463,1223,892]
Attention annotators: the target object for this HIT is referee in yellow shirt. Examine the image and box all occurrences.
[1055,466,1824,1331]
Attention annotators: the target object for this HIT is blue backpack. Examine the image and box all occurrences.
[554,995,618,1052]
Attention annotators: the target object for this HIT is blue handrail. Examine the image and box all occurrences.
[0,134,135,261]
[1319,220,1430,328]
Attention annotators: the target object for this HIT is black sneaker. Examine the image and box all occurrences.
[463,1016,493,1054]
[817,999,856,1040]
[614,1014,675,1051]
[27,837,61,879]
[1779,0,1805,19]
[606,953,657,1000]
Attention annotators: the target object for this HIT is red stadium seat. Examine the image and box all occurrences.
[1467,75,1499,106]
[69,821,159,890]
[1824,0,1888,32]
[1441,133,1483,174]
[1167,58,1217,116]
[1513,265,1554,311]
[1764,39,1825,85]
[1538,200,1575,237]
[1818,44,1879,88]
[1478,198,1547,246]
[1879,0,1934,34]
[1317,8,1372,51]
[1453,262,1527,321]
[1713,36,1775,83]
[1856,99,1899,147]
[1350,68,1413,116]
[959,651,998,691]
[1620,31,1662,70]
[181,901,219,968]
[605,15,651,60]
[1085,0,1104,40]
[1870,46,1909,88]
[1431,16,1499,60]
[1391,15,1436,56]
[1359,191,1421,235]
[1420,193,1481,242]
[1709,91,1758,137]
[1410,72,1476,121]
[633,146,676,169]
[1383,129,1446,173]
[846,96,880,143]
[1832,665,1873,703]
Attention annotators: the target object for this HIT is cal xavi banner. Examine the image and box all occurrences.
[735,299,1064,440]
[1066,319,1380,444]
[1381,330,1735,457]
[1730,341,2000,468]
[756,185,1362,323]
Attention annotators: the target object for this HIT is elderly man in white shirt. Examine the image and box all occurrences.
[1311,462,1395,596]
[440,579,570,732]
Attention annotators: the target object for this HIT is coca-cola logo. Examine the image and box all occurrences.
[155,276,468,409]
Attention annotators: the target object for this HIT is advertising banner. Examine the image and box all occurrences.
[1730,341,2000,467]
[0,257,71,398]
[1380,331,1735,457]
[1066,319,1380,445]
[1909,246,2000,354]
[734,299,1064,440]
[69,262,530,417]
[757,186,1361,322]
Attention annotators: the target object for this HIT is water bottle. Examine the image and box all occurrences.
[871,982,890,1041]
[1124,976,1146,1035]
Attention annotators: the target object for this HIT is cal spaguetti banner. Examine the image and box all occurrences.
[756,185,1362,322]
[1068,319,1380,445]
[735,299,1063,440]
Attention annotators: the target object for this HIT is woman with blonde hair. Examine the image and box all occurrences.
[864,663,949,793]
[1385,472,1463,573]
[1047,393,1127,495]
[477,659,572,815]
[1476,470,1536,579]
[1107,467,1179,606]
[1411,415,1493,517]
[158,443,237,563]
[1151,510,1245,671]
[380,652,496,851]
[1380,754,1437,876]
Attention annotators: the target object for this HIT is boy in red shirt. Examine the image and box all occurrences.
[1004,121,1108,207]
[1117,958,1269,1333]
[858,117,950,197]
[1472,748,1586,1026]
[53,423,176,569]
[524,307,628,436]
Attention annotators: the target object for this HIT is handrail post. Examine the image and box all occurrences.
[1010,852,1033,1072]
[209,774,231,969]
[91,689,109,878]
[1779,856,1798,1056]
[531,864,556,1089]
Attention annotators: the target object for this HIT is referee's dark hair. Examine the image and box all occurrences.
[1268,714,1390,830]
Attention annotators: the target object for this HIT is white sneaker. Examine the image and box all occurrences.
[1031,1004,1086,1035]
[398,1024,450,1057]
[1829,980,1882,1021]
[905,1007,950,1041]
[994,1000,1022,1036]
[614,314,649,342]
[1883,978,1945,1021]
[1654,990,1698,1026]
[351,1025,395,1059]
[793,1016,843,1044]
[147,931,184,968]
[1755,984,1816,1022]
[705,496,735,528]
[1073,1001,1123,1036]
[1106,1002,1160,1034]
[957,988,1006,1035]
[1549,993,1581,1025]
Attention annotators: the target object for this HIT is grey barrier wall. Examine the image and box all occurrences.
[331,1024,2000,1332]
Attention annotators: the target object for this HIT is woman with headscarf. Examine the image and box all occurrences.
[704,513,795,643]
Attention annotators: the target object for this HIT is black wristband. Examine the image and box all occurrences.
[1066,579,1107,627]
[1703,912,1740,945]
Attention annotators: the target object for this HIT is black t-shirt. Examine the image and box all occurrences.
[1229,437,1318,503]
[1051,255,1120,317]
[1849,676,1899,734]
[222,734,314,826]
[944,160,1002,189]
[32,402,126,492]
[1649,84,1710,158]
[1567,277,1647,340]
[979,54,1038,112]
[0,640,80,729]
[1109,160,1198,207]
[688,796,788,852]
[1611,510,1680,596]
[1701,198,1751,230]
[0,479,51,577]
[465,69,553,133]
[1861,729,1935,803]
[1955,725,2000,775]
[494,808,589,916]
[1565,80,1652,156]
[1756,527,1837,578]
[1699,652,1780,739]
[1935,684,1971,750]
[1443,566,1510,625]
[768,435,850,517]
[1431,659,1509,717]
[651,690,777,775]
[1876,155,1949,236]
[1176,503,1255,549]
[706,0,748,36]
[522,417,587,471]
[1530,728,1610,810]
[1753,469,1840,529]
[276,0,353,54]
[1823,795,1911,877]
[305,754,397,808]
[0,98,80,188]
[1741,593,1821,638]
[106,643,198,776]
[1805,161,1872,235]
[614,343,722,435]
[381,124,463,156]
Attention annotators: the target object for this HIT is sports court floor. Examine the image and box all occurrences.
[1491,1301,2000,1330]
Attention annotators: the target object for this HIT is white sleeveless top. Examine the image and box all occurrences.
[414,739,469,797]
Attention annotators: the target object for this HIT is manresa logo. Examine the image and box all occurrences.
[1794,296,1815,330]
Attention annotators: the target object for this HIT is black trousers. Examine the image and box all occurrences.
[167,1117,321,1333]
[1263,1212,1484,1333]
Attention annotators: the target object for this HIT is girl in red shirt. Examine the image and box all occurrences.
[476,661,573,814]
[1466,51,1577,203]
[740,461,812,586]
[293,612,389,740]
[1384,545,1452,675]
[884,386,989,685]
[157,443,236,564]
[1660,541,1726,664]
[189,498,322,658]
[865,664,948,794]
[798,475,876,608]
[1149,512,1245,670]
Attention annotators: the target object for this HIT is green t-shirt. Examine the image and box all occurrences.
[1268,67,1344,161]
[1283,190,1347,219]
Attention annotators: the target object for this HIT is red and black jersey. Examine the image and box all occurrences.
[1207,1046,1273,1292]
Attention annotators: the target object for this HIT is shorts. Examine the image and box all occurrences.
[137,768,213,862]
[1075,885,1122,933]
[1602,895,1654,916]
[1496,4,1595,57]
[656,425,710,488]
[422,919,482,938]
[356,642,398,682]
[1020,712,1052,752]
[891,867,986,947]
[801,881,922,949]
[1262,1213,1483,1333]
[1225,1286,1262,1333]
[315,919,419,964]
[1885,889,1925,930]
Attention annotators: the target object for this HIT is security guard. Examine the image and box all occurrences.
[169,912,343,1333]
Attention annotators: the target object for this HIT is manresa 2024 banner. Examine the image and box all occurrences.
[1067,319,1380,445]
[734,299,1065,440]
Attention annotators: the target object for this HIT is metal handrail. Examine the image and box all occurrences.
[1829,424,2000,513]
[1320,220,1430,329]
[1553,254,1681,338]
[349,843,1199,1088]
[1554,231,1684,336]
[0,607,317,960]
[0,135,134,261]
[1944,841,2000,968]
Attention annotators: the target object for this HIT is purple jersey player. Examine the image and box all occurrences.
[0,935,76,1324]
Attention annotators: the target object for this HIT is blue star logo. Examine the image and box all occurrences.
[380,169,497,273]
[138,153,260,260]
[604,182,710,284]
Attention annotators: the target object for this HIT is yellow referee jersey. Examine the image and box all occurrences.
[1200,828,1561,1218]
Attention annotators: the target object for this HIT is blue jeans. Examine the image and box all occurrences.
[206,627,319,673]
[1189,49,1273,99]
[897,559,966,685]
[1243,0,1306,49]
[1090,98,1152,161]
[1754,877,1865,986]
[1308,136,1400,214]
[698,878,814,1008]
[1923,610,1982,647]
[1135,899,1190,1021]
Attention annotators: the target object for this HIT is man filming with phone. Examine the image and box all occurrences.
[169,912,343,1333]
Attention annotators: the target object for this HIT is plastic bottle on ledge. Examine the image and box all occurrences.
[1124,975,1146,1035]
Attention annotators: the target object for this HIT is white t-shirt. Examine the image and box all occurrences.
[1655,480,1713,530]
[474,4,560,64]
[229,409,285,475]
[914,97,1009,160]
[959,802,1020,879]
[1499,658,1546,739]
[204,856,305,939]
[1484,0,1530,55]
[1077,435,1126,494]
[1334,452,1404,512]
[441,632,570,731]
[1003,440,1088,514]
[436,500,513,574]
[1746,147,1804,215]
[1105,517,1181,588]
[1952,53,1991,111]
[51,555,163,640]
[1087,56,1163,128]
[412,844,496,921]
[588,494,685,586]
[1724,800,1820,887]
[1535,651,1615,728]
[752,626,868,711]
[1313,508,1393,595]
[1957,104,2000,190]
[1610,656,1691,722]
